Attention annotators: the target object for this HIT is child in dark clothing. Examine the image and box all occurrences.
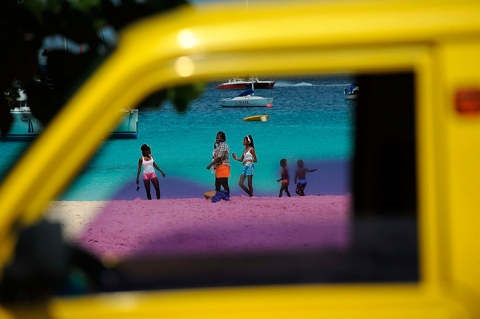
[294,159,317,196]
[276,158,291,197]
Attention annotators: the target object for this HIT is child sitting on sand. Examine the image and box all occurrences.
[277,158,291,197]
[294,159,317,196]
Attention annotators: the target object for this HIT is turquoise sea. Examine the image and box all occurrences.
[0,76,355,200]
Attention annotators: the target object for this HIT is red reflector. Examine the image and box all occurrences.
[455,88,480,114]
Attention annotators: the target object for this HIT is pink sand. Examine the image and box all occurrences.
[49,195,351,260]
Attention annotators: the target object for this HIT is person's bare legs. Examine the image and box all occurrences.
[151,177,161,199]
[143,179,152,200]
[247,175,254,197]
[279,184,290,197]
[218,177,230,196]
[238,175,250,196]
[285,185,291,197]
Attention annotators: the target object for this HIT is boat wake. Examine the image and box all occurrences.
[275,81,351,87]
[275,81,314,87]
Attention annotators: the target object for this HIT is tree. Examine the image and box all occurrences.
[0,0,205,136]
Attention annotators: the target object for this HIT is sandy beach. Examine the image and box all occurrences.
[45,195,351,260]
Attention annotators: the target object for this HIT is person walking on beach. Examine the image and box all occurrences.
[210,141,218,175]
[136,144,166,200]
[294,159,318,196]
[232,134,257,197]
[206,131,231,196]
[277,158,291,197]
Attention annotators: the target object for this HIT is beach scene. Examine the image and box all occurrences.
[1,75,355,261]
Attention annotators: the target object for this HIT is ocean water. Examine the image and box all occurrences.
[0,76,355,200]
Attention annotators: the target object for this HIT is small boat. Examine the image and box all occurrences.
[7,107,139,140]
[344,84,359,100]
[109,109,139,139]
[9,106,44,140]
[5,89,139,140]
[6,88,43,140]
[216,77,275,90]
[220,88,273,107]
[243,114,269,122]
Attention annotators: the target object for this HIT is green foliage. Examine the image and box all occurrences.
[167,82,207,113]
[23,0,47,15]
[0,0,206,137]
[70,0,102,14]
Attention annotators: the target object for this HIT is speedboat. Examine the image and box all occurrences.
[216,77,275,90]
[344,84,359,100]
[220,88,273,107]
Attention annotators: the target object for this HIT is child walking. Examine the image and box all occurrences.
[232,134,257,197]
[277,158,291,197]
[294,159,317,196]
[136,144,166,200]
[206,131,231,196]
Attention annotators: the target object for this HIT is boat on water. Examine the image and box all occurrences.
[8,107,138,140]
[5,89,139,140]
[243,114,269,122]
[344,84,359,100]
[216,77,275,90]
[9,106,44,140]
[220,88,273,107]
[108,108,139,139]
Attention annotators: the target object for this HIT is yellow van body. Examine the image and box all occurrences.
[1,0,480,317]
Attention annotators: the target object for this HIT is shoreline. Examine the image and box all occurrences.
[62,160,351,201]
[45,195,351,260]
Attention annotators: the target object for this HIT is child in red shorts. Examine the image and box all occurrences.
[276,158,291,197]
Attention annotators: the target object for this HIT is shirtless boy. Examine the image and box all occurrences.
[294,159,317,196]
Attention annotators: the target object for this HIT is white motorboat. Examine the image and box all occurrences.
[344,85,359,100]
[220,88,273,107]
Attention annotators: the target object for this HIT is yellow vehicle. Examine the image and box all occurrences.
[1,0,480,317]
